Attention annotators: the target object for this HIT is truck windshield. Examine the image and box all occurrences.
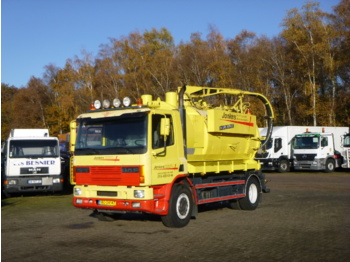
[293,136,319,149]
[9,140,59,158]
[75,113,147,155]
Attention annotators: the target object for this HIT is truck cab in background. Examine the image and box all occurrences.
[1,129,63,197]
[292,127,349,172]
[340,131,350,169]
[256,126,313,172]
[256,126,349,173]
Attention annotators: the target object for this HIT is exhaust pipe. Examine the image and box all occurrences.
[179,85,187,158]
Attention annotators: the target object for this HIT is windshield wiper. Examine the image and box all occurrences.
[76,148,101,155]
[115,147,134,154]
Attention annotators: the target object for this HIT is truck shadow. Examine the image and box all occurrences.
[88,201,233,225]
[89,210,163,223]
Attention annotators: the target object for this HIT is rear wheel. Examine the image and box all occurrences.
[238,176,261,210]
[161,183,193,228]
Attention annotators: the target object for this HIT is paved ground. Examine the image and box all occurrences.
[2,172,350,262]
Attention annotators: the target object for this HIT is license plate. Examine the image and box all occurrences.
[98,200,117,206]
[28,180,41,184]
[42,177,53,185]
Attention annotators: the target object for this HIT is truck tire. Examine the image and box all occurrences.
[161,183,193,228]
[325,159,335,173]
[278,159,290,173]
[238,176,261,210]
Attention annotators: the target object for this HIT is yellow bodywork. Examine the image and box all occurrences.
[70,85,274,186]
[180,86,272,174]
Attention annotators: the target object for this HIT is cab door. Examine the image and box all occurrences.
[151,113,181,185]
[319,135,333,158]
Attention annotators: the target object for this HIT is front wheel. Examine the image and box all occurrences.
[278,159,290,173]
[238,176,261,210]
[324,159,335,173]
[161,183,193,228]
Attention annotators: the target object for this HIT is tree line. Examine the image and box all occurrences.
[1,0,349,140]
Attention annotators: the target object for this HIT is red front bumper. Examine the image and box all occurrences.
[73,197,168,215]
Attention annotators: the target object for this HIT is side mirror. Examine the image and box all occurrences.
[155,117,170,157]
[160,118,170,137]
[70,121,77,152]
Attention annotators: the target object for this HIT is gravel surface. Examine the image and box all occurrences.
[2,172,350,262]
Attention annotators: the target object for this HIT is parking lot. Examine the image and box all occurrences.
[2,172,350,262]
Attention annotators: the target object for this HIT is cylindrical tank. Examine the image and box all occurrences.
[185,106,261,174]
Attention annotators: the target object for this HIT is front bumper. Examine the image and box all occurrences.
[3,175,63,193]
[294,160,324,170]
[73,185,169,215]
[73,197,168,215]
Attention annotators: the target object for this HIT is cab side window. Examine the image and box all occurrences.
[274,138,282,153]
[152,114,174,149]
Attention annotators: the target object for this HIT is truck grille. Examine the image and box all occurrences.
[76,166,140,186]
[294,154,317,161]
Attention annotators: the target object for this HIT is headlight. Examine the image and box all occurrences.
[134,190,145,198]
[53,178,61,183]
[8,179,17,185]
[123,97,131,107]
[103,99,110,108]
[113,98,121,107]
[94,100,101,110]
[74,188,82,196]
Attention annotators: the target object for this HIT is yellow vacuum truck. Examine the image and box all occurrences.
[70,85,274,227]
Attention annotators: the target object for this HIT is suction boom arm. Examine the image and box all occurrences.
[179,85,274,148]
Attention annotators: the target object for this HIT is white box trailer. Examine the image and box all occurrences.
[256,126,311,172]
[1,129,63,196]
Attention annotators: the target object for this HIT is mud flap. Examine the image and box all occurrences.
[257,170,270,193]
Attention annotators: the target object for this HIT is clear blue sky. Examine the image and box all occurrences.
[1,0,340,88]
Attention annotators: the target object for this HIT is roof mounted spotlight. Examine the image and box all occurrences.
[113,98,121,108]
[103,99,111,109]
[94,100,102,110]
[123,97,131,107]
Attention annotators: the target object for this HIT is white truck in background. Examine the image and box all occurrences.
[340,130,350,169]
[256,126,311,172]
[292,127,349,172]
[1,129,63,196]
